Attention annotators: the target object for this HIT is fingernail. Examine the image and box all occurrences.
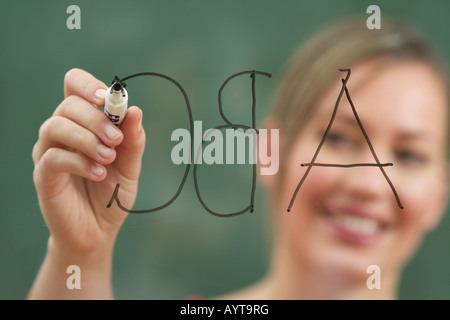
[95,88,107,99]
[92,164,104,176]
[105,125,122,141]
[97,144,114,158]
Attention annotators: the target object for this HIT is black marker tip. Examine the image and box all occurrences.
[113,82,122,92]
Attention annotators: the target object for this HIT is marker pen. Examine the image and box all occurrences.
[104,81,128,126]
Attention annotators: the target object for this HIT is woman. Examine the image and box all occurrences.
[28,18,449,299]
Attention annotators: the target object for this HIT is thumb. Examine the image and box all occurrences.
[112,106,146,182]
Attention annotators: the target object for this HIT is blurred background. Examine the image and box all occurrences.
[0,0,449,299]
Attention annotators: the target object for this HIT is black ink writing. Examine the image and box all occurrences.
[106,70,272,217]
[287,69,403,212]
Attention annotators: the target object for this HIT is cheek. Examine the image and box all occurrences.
[277,143,342,239]
[279,141,342,213]
[389,170,446,267]
[397,173,444,232]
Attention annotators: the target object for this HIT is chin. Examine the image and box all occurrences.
[285,201,399,283]
[306,243,380,282]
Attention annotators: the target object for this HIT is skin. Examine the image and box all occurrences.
[28,60,448,299]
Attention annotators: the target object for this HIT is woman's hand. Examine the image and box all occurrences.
[28,68,145,299]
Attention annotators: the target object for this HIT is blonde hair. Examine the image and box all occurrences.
[270,18,449,175]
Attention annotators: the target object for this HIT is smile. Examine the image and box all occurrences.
[320,204,389,244]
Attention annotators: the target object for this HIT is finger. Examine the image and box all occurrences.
[34,148,106,193]
[35,116,116,165]
[112,106,146,181]
[54,95,123,147]
[64,68,109,106]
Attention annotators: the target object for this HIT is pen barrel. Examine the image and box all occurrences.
[104,88,128,126]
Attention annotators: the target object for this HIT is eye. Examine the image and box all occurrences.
[325,131,354,149]
[396,150,426,166]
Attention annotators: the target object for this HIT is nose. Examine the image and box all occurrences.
[339,153,393,204]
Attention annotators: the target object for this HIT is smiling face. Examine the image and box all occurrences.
[274,59,448,282]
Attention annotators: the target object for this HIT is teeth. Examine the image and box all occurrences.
[332,215,379,235]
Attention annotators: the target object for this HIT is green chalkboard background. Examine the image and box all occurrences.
[0,0,449,299]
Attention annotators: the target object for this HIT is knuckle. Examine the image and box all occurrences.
[64,68,81,86]
[32,155,49,186]
[31,142,40,164]
[64,94,82,106]
[74,127,96,150]
[32,163,41,186]
[54,95,81,116]
[39,147,60,169]
[84,104,100,125]
[38,118,53,139]
[38,116,61,139]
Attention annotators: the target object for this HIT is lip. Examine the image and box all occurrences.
[319,203,390,245]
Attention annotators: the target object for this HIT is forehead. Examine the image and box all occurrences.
[315,60,448,144]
